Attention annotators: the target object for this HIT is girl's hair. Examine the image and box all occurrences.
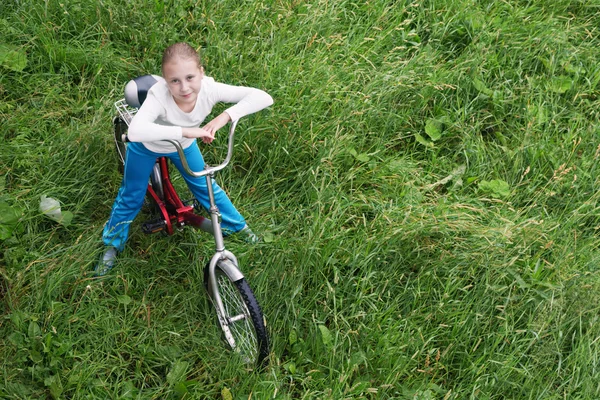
[162,43,202,69]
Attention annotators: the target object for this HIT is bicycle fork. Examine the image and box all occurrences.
[204,172,245,320]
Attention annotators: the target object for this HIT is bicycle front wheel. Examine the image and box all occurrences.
[205,262,269,367]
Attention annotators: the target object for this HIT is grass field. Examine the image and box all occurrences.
[2,0,600,398]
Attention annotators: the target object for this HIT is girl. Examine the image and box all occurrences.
[97,42,273,276]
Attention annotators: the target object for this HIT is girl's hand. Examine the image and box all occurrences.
[182,127,215,143]
[202,112,231,138]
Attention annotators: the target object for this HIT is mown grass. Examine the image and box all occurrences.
[2,0,600,398]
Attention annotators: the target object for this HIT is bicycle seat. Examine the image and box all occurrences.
[124,74,164,108]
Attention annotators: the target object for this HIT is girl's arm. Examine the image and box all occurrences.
[128,92,214,142]
[202,82,273,136]
[216,83,274,121]
[127,92,182,142]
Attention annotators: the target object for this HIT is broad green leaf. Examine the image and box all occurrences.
[350,351,366,366]
[221,387,233,400]
[348,147,370,162]
[318,324,333,350]
[60,211,73,226]
[0,201,22,240]
[563,62,584,75]
[28,321,41,339]
[478,179,511,198]
[472,77,493,96]
[284,362,297,374]
[538,56,552,71]
[44,375,63,400]
[29,350,43,363]
[8,332,25,346]
[355,153,370,162]
[0,43,27,72]
[166,360,189,386]
[288,330,297,346]
[174,382,189,395]
[117,295,132,305]
[548,76,573,93]
[425,118,443,141]
[386,159,405,173]
[120,381,139,399]
[415,133,434,148]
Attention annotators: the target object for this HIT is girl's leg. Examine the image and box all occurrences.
[102,142,159,251]
[168,142,246,233]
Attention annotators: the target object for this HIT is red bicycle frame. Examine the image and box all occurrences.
[142,156,210,235]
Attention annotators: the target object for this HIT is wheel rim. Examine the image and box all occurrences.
[215,271,259,364]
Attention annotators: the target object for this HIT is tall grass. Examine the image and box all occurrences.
[2,0,600,398]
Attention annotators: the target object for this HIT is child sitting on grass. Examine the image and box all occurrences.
[97,42,273,276]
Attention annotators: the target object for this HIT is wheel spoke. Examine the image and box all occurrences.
[217,274,259,362]
[206,262,269,366]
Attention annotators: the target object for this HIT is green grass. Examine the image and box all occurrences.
[2,0,600,398]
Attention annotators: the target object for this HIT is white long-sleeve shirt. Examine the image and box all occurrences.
[128,76,273,153]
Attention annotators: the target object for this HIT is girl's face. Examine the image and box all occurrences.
[162,57,204,111]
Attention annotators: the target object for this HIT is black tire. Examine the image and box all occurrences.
[204,262,269,367]
[113,117,128,174]
[149,163,164,201]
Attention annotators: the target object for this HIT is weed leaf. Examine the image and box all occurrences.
[221,387,233,400]
[284,362,297,374]
[548,76,573,93]
[348,147,370,162]
[117,295,132,305]
[28,321,41,339]
[563,62,584,75]
[44,375,63,400]
[166,360,189,386]
[425,118,443,141]
[263,232,274,243]
[0,43,27,72]
[120,381,139,399]
[0,201,22,240]
[478,179,511,198]
[318,325,333,350]
[415,133,434,148]
[472,77,494,96]
[288,330,297,346]
[350,350,366,366]
[174,382,189,395]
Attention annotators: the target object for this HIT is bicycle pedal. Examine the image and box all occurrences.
[142,218,166,234]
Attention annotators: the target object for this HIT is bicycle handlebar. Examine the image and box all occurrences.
[162,119,239,178]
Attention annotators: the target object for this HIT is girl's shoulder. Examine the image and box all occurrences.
[145,78,173,110]
[148,78,170,99]
[201,76,217,89]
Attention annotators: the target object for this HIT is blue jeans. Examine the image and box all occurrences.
[102,141,246,251]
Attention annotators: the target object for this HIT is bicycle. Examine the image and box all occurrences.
[111,75,270,367]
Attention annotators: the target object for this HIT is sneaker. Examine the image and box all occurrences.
[95,246,118,276]
[239,224,261,244]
